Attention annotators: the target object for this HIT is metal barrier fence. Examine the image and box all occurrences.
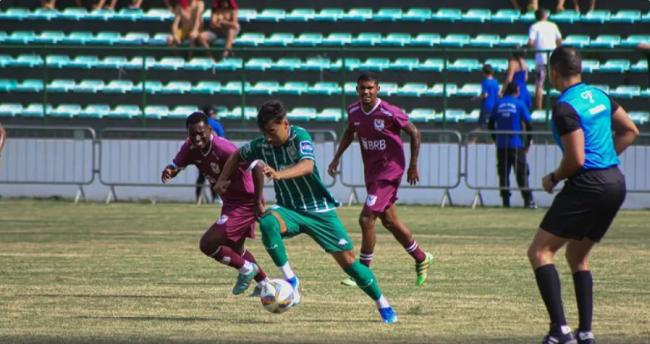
[339,130,462,207]
[0,125,96,203]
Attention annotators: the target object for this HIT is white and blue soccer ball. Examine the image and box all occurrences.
[260,279,295,314]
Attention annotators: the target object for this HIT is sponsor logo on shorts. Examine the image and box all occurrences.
[374,119,384,131]
[338,238,349,246]
[366,194,378,206]
[300,141,314,155]
[217,215,229,224]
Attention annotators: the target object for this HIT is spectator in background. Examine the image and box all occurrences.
[195,105,225,204]
[41,0,81,9]
[529,9,562,110]
[527,0,567,12]
[509,0,521,11]
[198,0,240,60]
[489,82,537,209]
[502,51,532,110]
[573,0,596,12]
[0,121,5,170]
[469,64,500,143]
[167,0,204,59]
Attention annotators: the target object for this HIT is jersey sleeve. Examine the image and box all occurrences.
[171,141,191,170]
[520,102,532,123]
[294,129,315,162]
[392,106,410,130]
[528,25,537,41]
[481,80,488,96]
[552,102,581,136]
[239,137,261,163]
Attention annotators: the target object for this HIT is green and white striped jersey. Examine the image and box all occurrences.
[240,126,340,212]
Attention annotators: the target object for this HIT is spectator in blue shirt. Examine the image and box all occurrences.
[488,82,536,209]
[471,64,501,131]
[196,105,225,204]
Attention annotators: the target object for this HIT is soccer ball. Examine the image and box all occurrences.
[260,279,295,314]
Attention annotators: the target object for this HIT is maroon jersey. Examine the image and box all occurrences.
[172,135,255,205]
[347,99,409,184]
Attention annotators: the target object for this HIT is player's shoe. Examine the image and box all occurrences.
[232,263,259,295]
[249,285,262,297]
[378,306,398,324]
[575,331,595,344]
[415,252,435,286]
[340,277,357,287]
[541,331,577,344]
[286,276,301,307]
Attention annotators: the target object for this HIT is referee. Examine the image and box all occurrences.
[527,46,638,344]
[488,82,536,209]
[196,105,225,204]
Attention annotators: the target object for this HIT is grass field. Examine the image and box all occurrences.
[0,200,649,344]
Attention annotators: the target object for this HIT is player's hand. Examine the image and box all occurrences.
[214,179,231,194]
[327,158,339,178]
[254,201,265,222]
[262,165,280,181]
[407,165,420,185]
[161,166,179,184]
[542,174,556,194]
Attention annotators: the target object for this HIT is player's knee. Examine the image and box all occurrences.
[565,249,588,270]
[259,214,280,235]
[527,244,548,265]
[379,216,397,231]
[199,231,224,256]
[358,213,375,229]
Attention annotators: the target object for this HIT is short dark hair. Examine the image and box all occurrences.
[186,111,209,128]
[535,9,547,21]
[550,46,582,77]
[257,100,287,128]
[202,105,217,116]
[504,82,519,96]
[357,71,379,84]
[511,51,525,60]
[482,64,494,75]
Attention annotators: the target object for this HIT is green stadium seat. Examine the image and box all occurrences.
[374,8,402,22]
[592,84,610,93]
[124,56,156,69]
[168,105,200,119]
[0,32,6,44]
[499,34,528,47]
[484,58,508,72]
[1,8,30,20]
[581,60,600,73]
[16,79,44,92]
[431,8,461,22]
[51,104,82,118]
[154,57,185,70]
[294,33,323,46]
[161,81,192,94]
[6,31,35,44]
[97,56,128,69]
[285,8,315,22]
[303,57,331,71]
[313,8,344,22]
[410,33,440,47]
[391,58,419,71]
[29,8,58,21]
[343,8,373,21]
[492,9,520,23]
[115,8,143,21]
[590,35,621,48]
[359,58,390,71]
[86,9,115,21]
[191,81,221,95]
[109,105,141,118]
[184,57,213,70]
[68,55,99,69]
[408,109,436,123]
[440,109,465,123]
[48,79,76,93]
[265,33,294,46]
[249,81,279,95]
[519,11,536,23]
[344,82,357,96]
[46,55,71,68]
[550,10,580,23]
[643,11,650,23]
[439,34,470,47]
[609,85,640,98]
[611,10,640,23]
[144,105,168,119]
[397,83,428,97]
[531,110,548,123]
[462,9,491,23]
[378,83,398,96]
[256,9,286,22]
[469,34,500,47]
[564,35,591,48]
[381,33,411,46]
[332,58,361,71]
[222,81,250,95]
[273,58,302,71]
[121,32,149,45]
[465,110,480,123]
[236,8,257,22]
[353,32,382,46]
[74,79,104,93]
[22,103,52,117]
[142,8,174,21]
[417,58,444,72]
[80,104,110,118]
[631,60,648,72]
[426,83,457,97]
[245,58,273,71]
[621,35,650,47]
[34,30,65,44]
[599,60,630,73]
[217,107,241,120]
[448,59,480,72]
[132,81,163,94]
[61,31,93,44]
[235,33,265,46]
[316,108,343,122]
[148,32,169,45]
[287,107,317,122]
[322,33,352,46]
[0,79,17,93]
[628,112,649,125]
[581,10,610,23]
[457,83,482,97]
[212,57,243,71]
[92,31,121,45]
[278,82,309,95]
[0,103,23,117]
[308,82,340,96]
[402,8,431,22]
[104,80,134,93]
[10,54,43,68]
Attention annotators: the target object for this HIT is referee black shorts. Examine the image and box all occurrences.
[540,167,626,243]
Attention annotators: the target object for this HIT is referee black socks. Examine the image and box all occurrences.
[573,270,593,332]
[535,265,569,333]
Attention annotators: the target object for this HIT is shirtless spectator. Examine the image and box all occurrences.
[167,0,205,59]
[198,0,240,60]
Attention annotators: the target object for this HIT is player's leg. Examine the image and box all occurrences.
[378,205,434,286]
[514,148,536,208]
[340,209,377,287]
[231,232,270,297]
[195,172,206,202]
[496,149,512,207]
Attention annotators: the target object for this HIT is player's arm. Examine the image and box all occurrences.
[610,100,639,155]
[216,148,245,192]
[162,143,190,183]
[547,103,585,186]
[251,163,264,203]
[328,123,355,177]
[402,121,421,185]
[267,131,316,181]
[161,163,181,183]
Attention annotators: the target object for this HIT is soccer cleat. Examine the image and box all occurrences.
[340,277,357,287]
[415,252,435,286]
[542,331,577,344]
[232,263,259,295]
[575,331,595,344]
[249,285,262,297]
[525,201,539,210]
[286,276,301,307]
[378,306,398,324]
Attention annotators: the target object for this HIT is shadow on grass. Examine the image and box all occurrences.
[21,294,196,300]
[72,316,371,324]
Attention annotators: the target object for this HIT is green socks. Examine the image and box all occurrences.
[344,260,383,301]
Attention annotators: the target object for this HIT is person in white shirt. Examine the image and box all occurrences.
[528,9,563,110]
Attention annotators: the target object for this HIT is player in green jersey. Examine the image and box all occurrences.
[216,100,397,323]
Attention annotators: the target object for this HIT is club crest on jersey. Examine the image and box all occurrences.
[286,145,297,159]
[374,119,385,131]
[210,162,221,175]
[242,143,252,154]
[300,141,314,154]
[366,194,378,206]
[217,215,228,224]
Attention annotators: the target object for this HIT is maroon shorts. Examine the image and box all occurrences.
[209,203,256,244]
[363,180,400,214]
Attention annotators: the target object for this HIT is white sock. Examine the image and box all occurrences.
[257,277,269,288]
[375,295,390,309]
[279,263,296,280]
[238,261,254,275]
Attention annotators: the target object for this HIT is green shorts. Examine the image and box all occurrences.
[262,205,354,253]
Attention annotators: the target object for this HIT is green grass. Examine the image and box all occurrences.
[0,200,649,344]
